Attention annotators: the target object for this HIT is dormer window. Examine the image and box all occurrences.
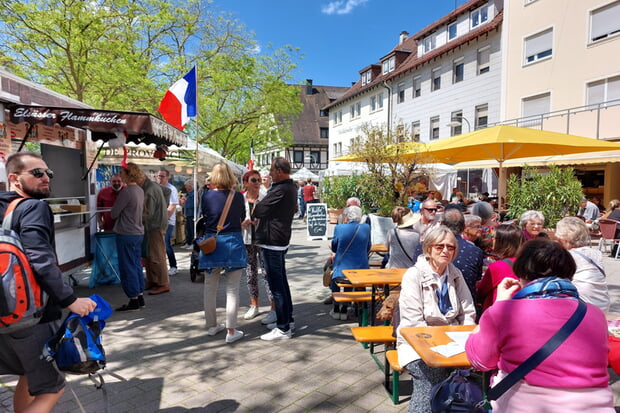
[448,22,457,40]
[361,70,372,86]
[471,4,489,29]
[382,57,395,75]
[423,35,436,54]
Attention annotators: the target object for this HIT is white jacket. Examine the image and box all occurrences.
[242,191,264,245]
[570,247,610,314]
[396,255,477,367]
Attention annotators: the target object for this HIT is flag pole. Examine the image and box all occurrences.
[192,66,199,242]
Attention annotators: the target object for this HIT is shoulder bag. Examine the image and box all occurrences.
[431,300,587,413]
[198,191,235,255]
[323,223,360,287]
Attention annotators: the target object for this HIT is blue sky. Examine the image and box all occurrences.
[217,0,470,87]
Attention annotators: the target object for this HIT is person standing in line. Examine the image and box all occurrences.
[297,180,306,220]
[96,173,124,231]
[240,170,275,321]
[135,165,170,295]
[111,164,145,311]
[0,152,96,413]
[157,169,179,276]
[254,157,297,340]
[180,179,195,250]
[199,163,247,344]
[259,171,271,198]
[302,177,317,206]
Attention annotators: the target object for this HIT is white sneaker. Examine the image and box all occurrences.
[225,329,244,344]
[182,244,193,250]
[169,267,178,276]
[243,306,260,320]
[329,310,341,320]
[260,328,292,341]
[340,312,348,321]
[261,310,277,325]
[207,324,225,336]
[266,322,295,333]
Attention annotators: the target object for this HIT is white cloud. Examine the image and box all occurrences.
[321,0,369,15]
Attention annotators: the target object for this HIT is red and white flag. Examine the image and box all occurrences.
[158,66,197,130]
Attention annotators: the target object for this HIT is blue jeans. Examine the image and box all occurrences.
[165,224,177,268]
[261,248,294,331]
[298,198,306,217]
[116,234,144,298]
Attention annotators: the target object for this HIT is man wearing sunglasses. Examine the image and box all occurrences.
[413,199,442,242]
[0,152,96,412]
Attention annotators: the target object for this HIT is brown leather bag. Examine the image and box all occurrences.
[197,190,234,255]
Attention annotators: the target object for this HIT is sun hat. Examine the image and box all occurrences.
[398,211,420,228]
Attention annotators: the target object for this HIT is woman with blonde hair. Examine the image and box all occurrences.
[199,162,247,344]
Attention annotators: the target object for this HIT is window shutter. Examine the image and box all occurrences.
[591,2,620,41]
[525,29,552,60]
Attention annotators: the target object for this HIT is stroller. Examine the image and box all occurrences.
[189,216,206,282]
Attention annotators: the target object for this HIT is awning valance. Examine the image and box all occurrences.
[8,104,187,147]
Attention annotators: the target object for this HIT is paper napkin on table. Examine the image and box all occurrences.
[429,342,465,358]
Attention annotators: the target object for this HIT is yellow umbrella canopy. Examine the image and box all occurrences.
[412,125,620,209]
[333,141,428,163]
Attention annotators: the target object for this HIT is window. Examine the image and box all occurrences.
[475,104,488,129]
[423,35,436,53]
[590,1,620,43]
[293,150,304,163]
[431,68,441,91]
[450,110,463,136]
[524,29,553,64]
[448,22,457,40]
[350,104,355,119]
[453,58,464,83]
[477,47,490,74]
[397,82,406,103]
[522,92,551,125]
[337,142,342,156]
[334,110,342,125]
[371,96,377,111]
[310,151,320,165]
[320,127,329,139]
[413,76,421,97]
[377,92,384,109]
[319,109,328,117]
[430,116,440,140]
[471,5,489,28]
[333,143,338,156]
[350,103,361,119]
[361,73,367,86]
[412,121,421,142]
[366,70,372,83]
[382,56,395,74]
[586,75,620,106]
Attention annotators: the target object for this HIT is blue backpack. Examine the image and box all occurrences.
[430,369,487,413]
[42,294,112,375]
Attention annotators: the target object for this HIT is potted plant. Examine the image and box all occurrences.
[320,175,354,223]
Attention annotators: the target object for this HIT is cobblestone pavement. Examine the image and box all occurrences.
[1,220,620,412]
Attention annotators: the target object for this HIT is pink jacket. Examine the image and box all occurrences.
[466,298,609,389]
[476,258,517,312]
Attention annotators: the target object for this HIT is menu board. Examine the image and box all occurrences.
[306,203,328,240]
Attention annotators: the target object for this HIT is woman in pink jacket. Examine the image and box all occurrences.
[466,238,613,412]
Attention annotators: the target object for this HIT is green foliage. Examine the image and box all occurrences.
[0,0,303,162]
[506,165,583,228]
[320,174,404,216]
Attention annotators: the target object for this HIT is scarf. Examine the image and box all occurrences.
[436,276,453,314]
[513,276,579,300]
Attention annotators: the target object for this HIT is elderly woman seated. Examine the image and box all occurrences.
[397,226,476,413]
[519,210,548,241]
[555,217,609,313]
[329,205,371,321]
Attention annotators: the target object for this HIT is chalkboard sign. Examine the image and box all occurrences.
[306,203,328,240]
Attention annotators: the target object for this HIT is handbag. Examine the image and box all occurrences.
[430,300,587,412]
[198,190,235,255]
[322,223,360,287]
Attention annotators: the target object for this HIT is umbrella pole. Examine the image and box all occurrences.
[498,161,506,212]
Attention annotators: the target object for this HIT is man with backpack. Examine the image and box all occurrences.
[0,152,96,413]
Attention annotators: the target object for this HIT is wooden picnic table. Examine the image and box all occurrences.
[342,268,407,322]
[399,324,477,368]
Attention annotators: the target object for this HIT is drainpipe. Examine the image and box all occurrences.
[382,81,392,133]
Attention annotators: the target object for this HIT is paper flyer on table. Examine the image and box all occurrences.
[429,331,473,357]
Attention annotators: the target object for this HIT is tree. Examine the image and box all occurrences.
[506,165,583,228]
[0,0,302,161]
[347,122,431,215]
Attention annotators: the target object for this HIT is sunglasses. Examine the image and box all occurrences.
[432,243,456,252]
[423,207,438,212]
[22,168,54,179]
[248,178,260,183]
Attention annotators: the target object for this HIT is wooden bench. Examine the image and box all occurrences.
[384,350,407,404]
[333,291,381,326]
[350,326,395,344]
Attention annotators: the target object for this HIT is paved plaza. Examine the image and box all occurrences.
[1,219,620,412]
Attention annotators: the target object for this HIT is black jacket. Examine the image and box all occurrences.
[254,179,297,247]
[0,191,76,323]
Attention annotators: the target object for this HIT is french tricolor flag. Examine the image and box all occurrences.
[158,66,197,130]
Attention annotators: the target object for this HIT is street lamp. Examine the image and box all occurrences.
[446,116,471,134]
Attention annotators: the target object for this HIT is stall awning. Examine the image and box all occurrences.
[8,104,187,147]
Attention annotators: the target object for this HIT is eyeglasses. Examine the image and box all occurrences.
[21,168,54,179]
[423,208,438,213]
[249,178,260,183]
[432,244,456,252]
[157,175,166,178]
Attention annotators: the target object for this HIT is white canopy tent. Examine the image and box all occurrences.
[291,167,319,181]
